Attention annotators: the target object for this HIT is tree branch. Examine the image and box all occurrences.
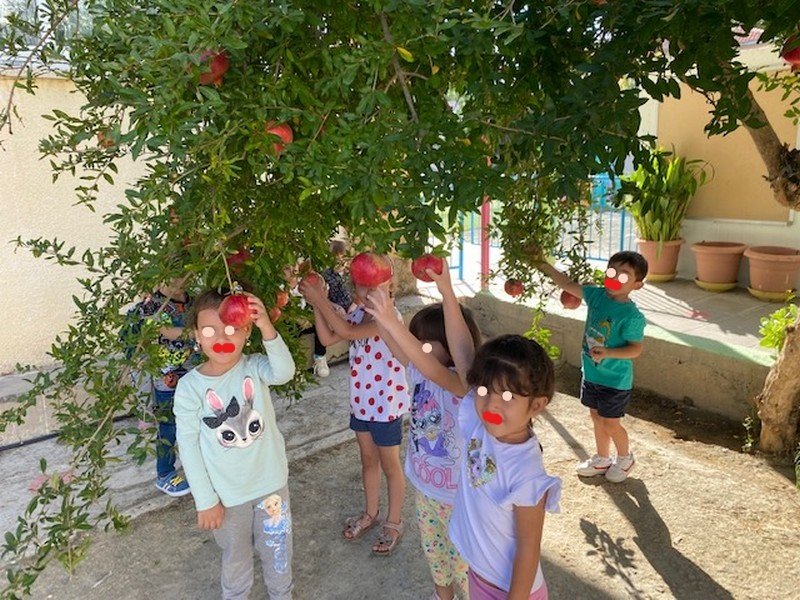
[380,12,418,123]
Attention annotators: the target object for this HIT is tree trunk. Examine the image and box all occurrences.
[741,86,800,211]
[755,311,800,455]
[731,87,800,454]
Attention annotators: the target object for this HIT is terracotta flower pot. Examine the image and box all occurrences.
[690,241,747,292]
[743,245,800,301]
[636,239,684,282]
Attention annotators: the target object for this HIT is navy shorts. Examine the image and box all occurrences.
[349,414,403,447]
[581,379,632,418]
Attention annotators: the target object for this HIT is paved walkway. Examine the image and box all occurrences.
[422,276,782,355]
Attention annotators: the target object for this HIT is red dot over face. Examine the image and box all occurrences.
[398,402,404,409]
[377,406,384,413]
[355,357,362,365]
[379,390,384,396]
[360,408,366,415]
[387,380,393,387]
[366,383,372,389]
[355,382,361,389]
[351,370,357,377]
[355,396,360,403]
[394,367,401,372]
[387,361,394,367]
[366,364,372,370]
[365,345,371,353]
[375,374,382,381]
[373,336,380,342]
[388,415,395,421]
[375,352,382,360]
[396,385,405,391]
[369,398,375,405]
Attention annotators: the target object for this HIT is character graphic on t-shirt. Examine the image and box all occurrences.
[410,383,449,458]
[258,494,292,574]
[467,438,496,487]
[584,319,612,359]
[201,377,264,449]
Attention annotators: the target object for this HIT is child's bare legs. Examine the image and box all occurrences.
[589,408,611,457]
[373,444,405,551]
[601,416,629,457]
[343,431,381,538]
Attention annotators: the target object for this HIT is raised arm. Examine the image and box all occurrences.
[299,277,378,341]
[535,262,583,300]
[312,304,344,346]
[366,288,468,397]
[426,261,475,389]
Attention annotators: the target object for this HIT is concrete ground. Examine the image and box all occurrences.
[8,363,799,600]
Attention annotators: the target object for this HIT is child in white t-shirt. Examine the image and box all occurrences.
[368,297,481,600]
[371,261,561,599]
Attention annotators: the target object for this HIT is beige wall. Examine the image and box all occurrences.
[658,79,795,222]
[0,75,142,374]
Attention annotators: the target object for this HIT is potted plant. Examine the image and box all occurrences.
[743,245,800,301]
[616,147,712,282]
[690,241,748,292]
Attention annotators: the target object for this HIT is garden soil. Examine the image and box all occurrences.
[21,365,800,600]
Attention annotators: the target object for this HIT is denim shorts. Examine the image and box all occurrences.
[349,414,403,447]
[580,379,632,418]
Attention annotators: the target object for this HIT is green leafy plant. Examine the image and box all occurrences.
[758,295,798,355]
[524,310,561,361]
[616,147,712,243]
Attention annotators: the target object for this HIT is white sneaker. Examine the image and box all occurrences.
[605,453,635,483]
[575,454,613,477]
[313,355,330,378]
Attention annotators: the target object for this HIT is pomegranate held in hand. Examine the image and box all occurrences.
[219,294,252,328]
[300,272,323,288]
[504,279,524,297]
[350,253,393,287]
[560,290,581,310]
[411,254,444,282]
[275,291,289,308]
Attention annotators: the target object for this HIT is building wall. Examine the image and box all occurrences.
[0,75,142,374]
[653,67,799,283]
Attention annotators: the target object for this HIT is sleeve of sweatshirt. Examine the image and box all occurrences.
[253,334,296,385]
[173,377,220,511]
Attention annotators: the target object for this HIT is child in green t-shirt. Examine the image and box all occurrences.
[537,251,648,482]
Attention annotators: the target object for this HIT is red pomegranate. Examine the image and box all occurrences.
[560,290,581,310]
[411,254,445,282]
[504,279,524,297]
[219,294,252,328]
[265,121,294,153]
[350,253,393,287]
[198,50,229,86]
[781,35,800,68]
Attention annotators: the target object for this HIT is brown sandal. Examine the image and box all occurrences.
[342,510,379,541]
[372,519,404,556]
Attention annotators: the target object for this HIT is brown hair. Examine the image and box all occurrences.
[408,303,481,364]
[467,335,555,403]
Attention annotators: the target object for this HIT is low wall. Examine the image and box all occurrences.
[0,291,767,446]
[463,292,768,421]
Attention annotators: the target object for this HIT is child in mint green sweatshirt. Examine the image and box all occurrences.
[174,289,296,600]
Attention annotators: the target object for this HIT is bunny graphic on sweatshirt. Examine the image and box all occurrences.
[202,376,265,449]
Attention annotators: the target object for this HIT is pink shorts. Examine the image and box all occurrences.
[467,569,548,600]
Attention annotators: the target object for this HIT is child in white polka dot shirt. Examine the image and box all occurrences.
[300,269,410,557]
